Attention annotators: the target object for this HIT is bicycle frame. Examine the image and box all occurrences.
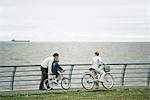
[50,71,64,82]
[89,65,110,79]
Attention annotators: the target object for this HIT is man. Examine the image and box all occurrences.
[89,51,106,88]
[39,53,59,90]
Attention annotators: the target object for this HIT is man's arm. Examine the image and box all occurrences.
[48,64,52,75]
[48,58,53,75]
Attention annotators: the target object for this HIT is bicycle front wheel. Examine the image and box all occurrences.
[61,77,71,90]
[81,74,94,90]
[43,79,53,90]
[102,73,114,89]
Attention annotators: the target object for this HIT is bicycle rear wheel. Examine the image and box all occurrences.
[43,79,53,90]
[81,74,94,90]
[61,77,71,90]
[102,73,114,89]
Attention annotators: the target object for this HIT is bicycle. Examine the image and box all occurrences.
[81,65,114,90]
[43,70,71,90]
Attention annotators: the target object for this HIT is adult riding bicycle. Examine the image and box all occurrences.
[81,64,114,90]
[43,70,71,90]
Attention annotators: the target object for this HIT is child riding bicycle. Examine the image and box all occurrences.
[89,51,106,89]
[51,60,64,84]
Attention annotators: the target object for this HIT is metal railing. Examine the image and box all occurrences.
[0,63,150,92]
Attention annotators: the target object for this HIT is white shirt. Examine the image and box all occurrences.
[41,56,54,75]
[92,56,103,68]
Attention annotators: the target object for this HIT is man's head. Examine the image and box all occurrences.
[95,51,99,56]
[53,53,59,61]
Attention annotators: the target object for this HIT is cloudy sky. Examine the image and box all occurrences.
[0,0,149,42]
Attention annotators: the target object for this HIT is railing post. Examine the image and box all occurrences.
[122,64,127,86]
[147,67,150,86]
[11,66,17,91]
[69,65,74,84]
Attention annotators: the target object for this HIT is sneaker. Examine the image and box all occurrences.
[95,82,99,89]
[39,88,46,90]
[95,86,99,89]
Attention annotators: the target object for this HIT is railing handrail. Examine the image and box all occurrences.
[0,62,150,67]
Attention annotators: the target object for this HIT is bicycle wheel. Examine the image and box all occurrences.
[61,77,71,90]
[81,74,94,90]
[43,79,53,90]
[102,73,114,89]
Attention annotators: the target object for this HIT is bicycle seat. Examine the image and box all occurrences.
[89,68,95,70]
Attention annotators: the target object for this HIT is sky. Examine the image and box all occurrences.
[0,0,149,42]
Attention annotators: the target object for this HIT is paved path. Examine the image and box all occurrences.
[0,88,85,96]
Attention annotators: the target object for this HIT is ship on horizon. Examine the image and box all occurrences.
[11,39,30,42]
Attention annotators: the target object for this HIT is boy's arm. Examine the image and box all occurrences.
[58,66,63,71]
[56,62,63,71]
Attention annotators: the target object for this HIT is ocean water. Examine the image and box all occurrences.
[0,42,149,66]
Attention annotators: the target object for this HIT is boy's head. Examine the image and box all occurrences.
[53,53,59,61]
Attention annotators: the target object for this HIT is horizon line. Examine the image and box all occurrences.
[0,40,150,43]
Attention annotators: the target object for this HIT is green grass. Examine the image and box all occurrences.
[0,88,150,100]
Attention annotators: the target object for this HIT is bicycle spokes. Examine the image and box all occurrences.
[61,78,70,90]
[81,74,94,90]
[102,73,114,89]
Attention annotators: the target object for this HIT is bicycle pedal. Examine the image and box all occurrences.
[94,80,99,82]
[99,80,104,83]
[53,82,58,85]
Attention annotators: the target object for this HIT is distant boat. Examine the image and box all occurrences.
[11,39,30,42]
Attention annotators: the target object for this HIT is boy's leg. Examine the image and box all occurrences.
[56,72,61,82]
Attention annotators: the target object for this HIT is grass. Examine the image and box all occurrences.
[0,88,150,100]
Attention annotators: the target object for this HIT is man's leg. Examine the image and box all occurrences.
[39,66,48,90]
[39,66,44,90]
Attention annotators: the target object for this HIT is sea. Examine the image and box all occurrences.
[0,42,149,65]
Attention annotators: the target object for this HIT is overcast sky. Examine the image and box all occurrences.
[0,0,149,42]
